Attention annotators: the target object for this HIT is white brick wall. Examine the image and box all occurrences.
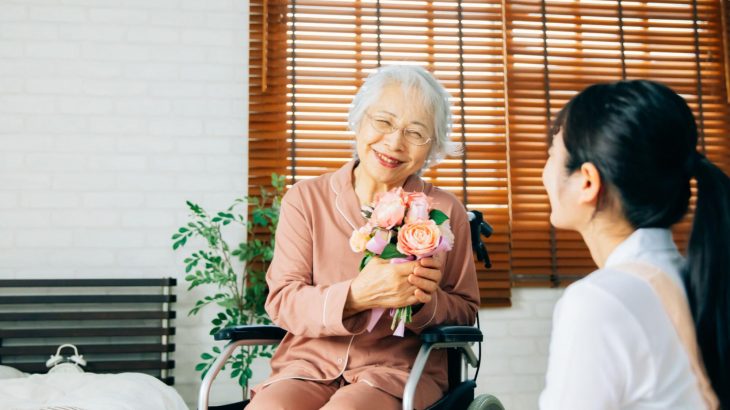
[0,0,249,407]
[476,288,564,410]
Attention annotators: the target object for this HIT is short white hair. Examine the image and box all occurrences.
[348,65,460,168]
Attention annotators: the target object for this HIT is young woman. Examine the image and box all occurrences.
[540,80,728,409]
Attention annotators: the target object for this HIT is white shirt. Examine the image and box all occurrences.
[539,228,706,410]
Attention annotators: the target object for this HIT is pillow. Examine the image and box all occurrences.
[0,365,28,379]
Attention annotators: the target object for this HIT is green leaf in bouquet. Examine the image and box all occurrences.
[429,209,449,225]
[381,243,407,259]
[358,253,373,271]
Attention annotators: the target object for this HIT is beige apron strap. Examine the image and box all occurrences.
[617,263,719,410]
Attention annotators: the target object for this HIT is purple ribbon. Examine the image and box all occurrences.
[365,308,406,337]
[366,307,385,333]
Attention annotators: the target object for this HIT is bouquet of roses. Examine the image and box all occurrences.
[349,187,454,337]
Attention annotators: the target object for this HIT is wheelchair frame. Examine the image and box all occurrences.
[198,210,499,410]
[198,324,483,410]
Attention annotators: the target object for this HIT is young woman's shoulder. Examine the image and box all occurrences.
[557,267,657,327]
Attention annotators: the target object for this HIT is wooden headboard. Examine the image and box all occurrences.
[0,278,177,385]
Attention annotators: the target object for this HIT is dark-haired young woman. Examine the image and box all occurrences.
[539,80,727,409]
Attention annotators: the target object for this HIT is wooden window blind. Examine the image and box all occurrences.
[249,0,290,195]
[506,0,730,287]
[249,0,730,306]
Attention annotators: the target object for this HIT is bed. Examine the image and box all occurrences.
[0,278,187,410]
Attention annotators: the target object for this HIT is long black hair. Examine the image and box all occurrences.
[553,80,729,407]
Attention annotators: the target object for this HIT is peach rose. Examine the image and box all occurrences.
[397,220,441,257]
[371,188,407,229]
[405,192,431,224]
[349,226,371,253]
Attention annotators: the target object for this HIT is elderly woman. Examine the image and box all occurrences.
[246,65,480,410]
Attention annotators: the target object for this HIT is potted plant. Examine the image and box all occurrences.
[171,174,285,399]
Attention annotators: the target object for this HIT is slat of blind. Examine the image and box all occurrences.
[0,327,175,338]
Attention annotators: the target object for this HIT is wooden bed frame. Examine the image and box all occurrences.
[0,278,177,385]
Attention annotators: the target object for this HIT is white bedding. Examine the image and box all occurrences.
[0,367,188,410]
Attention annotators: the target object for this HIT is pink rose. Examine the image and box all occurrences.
[397,220,441,257]
[349,226,371,253]
[405,192,431,224]
[366,228,391,254]
[371,188,407,229]
[438,220,454,251]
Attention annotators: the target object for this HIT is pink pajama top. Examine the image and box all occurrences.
[253,160,480,409]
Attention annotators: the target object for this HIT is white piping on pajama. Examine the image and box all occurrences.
[260,334,357,388]
[330,175,357,231]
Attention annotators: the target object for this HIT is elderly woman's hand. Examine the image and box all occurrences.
[344,256,444,318]
[345,257,419,316]
[409,256,443,304]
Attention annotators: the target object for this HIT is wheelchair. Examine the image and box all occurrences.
[197,211,504,410]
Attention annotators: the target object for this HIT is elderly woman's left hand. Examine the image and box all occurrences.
[409,257,443,304]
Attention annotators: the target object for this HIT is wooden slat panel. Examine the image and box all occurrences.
[0,311,176,321]
[0,278,176,288]
[0,295,175,304]
[0,343,175,356]
[0,278,177,386]
[0,327,175,338]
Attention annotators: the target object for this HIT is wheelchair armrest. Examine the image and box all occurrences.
[420,325,483,344]
[199,325,286,410]
[214,324,286,342]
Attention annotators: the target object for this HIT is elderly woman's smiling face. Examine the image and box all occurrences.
[355,83,433,189]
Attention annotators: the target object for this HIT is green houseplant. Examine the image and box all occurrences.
[171,174,285,398]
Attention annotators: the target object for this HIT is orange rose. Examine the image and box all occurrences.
[397,220,441,257]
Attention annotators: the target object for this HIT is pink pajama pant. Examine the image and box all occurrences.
[246,378,402,410]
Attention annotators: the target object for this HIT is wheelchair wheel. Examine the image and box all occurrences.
[466,394,505,410]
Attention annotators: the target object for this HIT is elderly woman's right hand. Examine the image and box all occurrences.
[344,257,419,317]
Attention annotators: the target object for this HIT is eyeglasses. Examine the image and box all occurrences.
[365,113,432,146]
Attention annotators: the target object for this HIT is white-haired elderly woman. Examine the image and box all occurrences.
[247,65,480,410]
